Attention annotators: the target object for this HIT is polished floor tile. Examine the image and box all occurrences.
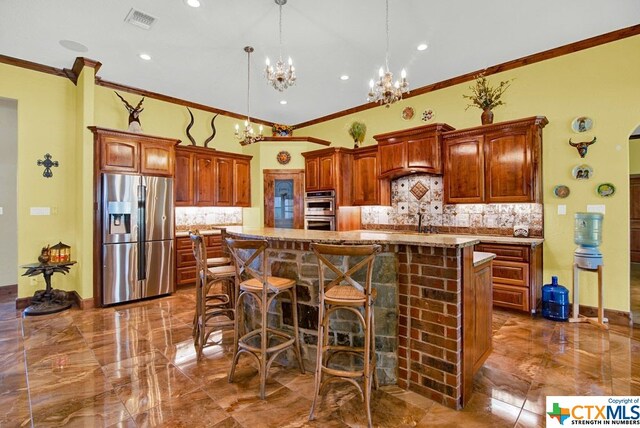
[1,288,639,427]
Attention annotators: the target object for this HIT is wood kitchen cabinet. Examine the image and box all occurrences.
[471,256,493,373]
[302,147,353,206]
[91,127,176,176]
[475,242,543,313]
[443,116,547,204]
[373,123,454,179]
[352,145,390,206]
[175,233,223,286]
[174,146,252,207]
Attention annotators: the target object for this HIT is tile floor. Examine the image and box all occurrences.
[631,263,640,324]
[1,288,639,427]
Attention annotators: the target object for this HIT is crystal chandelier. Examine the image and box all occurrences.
[367,0,409,107]
[235,46,264,146]
[265,0,296,92]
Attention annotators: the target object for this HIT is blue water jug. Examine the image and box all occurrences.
[541,276,570,321]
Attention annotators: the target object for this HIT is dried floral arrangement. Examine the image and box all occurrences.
[272,124,294,136]
[463,73,513,111]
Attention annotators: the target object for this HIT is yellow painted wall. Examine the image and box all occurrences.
[0,63,78,298]
[298,35,640,313]
[630,139,640,174]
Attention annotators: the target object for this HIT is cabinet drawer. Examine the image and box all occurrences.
[177,249,195,267]
[492,261,529,287]
[477,244,529,262]
[206,234,222,246]
[493,284,529,312]
[177,266,197,286]
[176,237,192,250]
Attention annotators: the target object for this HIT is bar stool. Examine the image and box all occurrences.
[190,231,237,360]
[225,238,305,399]
[309,243,381,428]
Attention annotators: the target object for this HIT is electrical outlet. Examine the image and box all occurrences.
[29,277,38,286]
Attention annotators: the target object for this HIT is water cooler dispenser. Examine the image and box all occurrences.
[574,212,603,269]
[570,212,608,329]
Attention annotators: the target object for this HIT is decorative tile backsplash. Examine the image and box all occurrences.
[361,174,543,236]
[175,207,242,231]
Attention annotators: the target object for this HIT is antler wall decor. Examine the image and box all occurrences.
[115,92,145,133]
[569,137,597,158]
[185,107,218,148]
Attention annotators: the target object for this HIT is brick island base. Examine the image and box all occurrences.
[223,227,480,409]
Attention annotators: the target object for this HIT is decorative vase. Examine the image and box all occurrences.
[353,140,359,149]
[481,109,494,125]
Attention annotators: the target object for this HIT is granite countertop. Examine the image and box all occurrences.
[175,229,222,238]
[473,251,497,267]
[436,234,544,246]
[223,226,479,248]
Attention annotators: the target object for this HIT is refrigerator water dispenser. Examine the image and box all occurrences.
[107,201,132,235]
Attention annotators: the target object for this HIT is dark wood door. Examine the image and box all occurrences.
[484,130,531,202]
[631,175,640,262]
[318,154,335,190]
[378,140,406,177]
[305,157,319,191]
[233,158,251,207]
[194,154,214,206]
[444,136,484,203]
[215,156,233,206]
[407,136,441,173]
[263,169,304,229]
[174,150,193,206]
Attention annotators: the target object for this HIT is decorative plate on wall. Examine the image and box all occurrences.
[402,107,415,120]
[553,185,570,198]
[596,183,615,197]
[422,109,435,121]
[572,164,593,180]
[276,150,291,165]
[571,116,593,133]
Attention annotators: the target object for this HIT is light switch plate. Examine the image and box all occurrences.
[557,205,566,215]
[0,207,3,215]
[587,204,606,214]
[30,207,50,216]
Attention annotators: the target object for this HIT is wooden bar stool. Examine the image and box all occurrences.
[190,231,237,360]
[225,238,305,399]
[309,243,381,428]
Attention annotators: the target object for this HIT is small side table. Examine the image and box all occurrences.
[20,261,76,316]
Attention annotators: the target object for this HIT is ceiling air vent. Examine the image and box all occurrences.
[124,8,157,30]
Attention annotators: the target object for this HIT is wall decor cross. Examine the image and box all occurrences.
[37,153,59,178]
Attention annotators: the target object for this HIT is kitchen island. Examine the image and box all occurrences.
[221,226,493,409]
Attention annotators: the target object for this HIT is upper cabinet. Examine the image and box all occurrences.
[373,123,455,179]
[174,146,252,208]
[352,145,390,206]
[302,147,353,206]
[443,116,547,204]
[90,127,177,176]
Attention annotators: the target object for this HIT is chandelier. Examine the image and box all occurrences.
[235,46,264,146]
[367,0,409,107]
[265,0,296,92]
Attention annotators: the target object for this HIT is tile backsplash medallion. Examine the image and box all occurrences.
[361,174,543,237]
[175,207,242,231]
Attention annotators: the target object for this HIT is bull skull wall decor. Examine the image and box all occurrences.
[569,137,596,158]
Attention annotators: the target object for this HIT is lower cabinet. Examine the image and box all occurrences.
[472,258,493,373]
[175,234,223,286]
[475,243,543,313]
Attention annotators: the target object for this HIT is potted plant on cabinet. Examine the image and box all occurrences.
[348,121,367,148]
[463,73,512,125]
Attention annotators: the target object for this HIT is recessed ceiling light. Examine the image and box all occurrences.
[185,0,201,7]
[59,40,88,53]
[417,43,428,51]
[139,53,152,61]
[340,75,350,81]
[280,100,288,105]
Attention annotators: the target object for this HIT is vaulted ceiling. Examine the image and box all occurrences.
[1,0,639,125]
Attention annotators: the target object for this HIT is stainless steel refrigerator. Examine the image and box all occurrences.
[102,173,174,305]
